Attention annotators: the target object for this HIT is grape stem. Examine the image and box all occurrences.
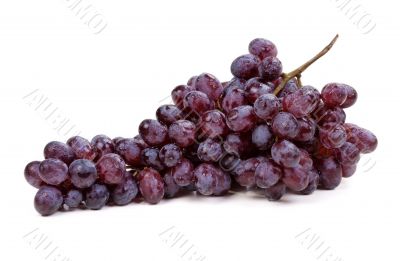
[273,34,339,95]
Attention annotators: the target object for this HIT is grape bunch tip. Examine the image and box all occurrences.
[24,34,378,216]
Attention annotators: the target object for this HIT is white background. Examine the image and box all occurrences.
[0,0,398,260]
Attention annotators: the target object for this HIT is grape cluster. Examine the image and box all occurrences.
[24,36,378,216]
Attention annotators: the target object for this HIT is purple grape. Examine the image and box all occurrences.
[255,159,282,188]
[85,184,110,210]
[276,78,299,98]
[254,94,280,120]
[67,136,97,161]
[111,174,138,206]
[315,157,342,190]
[24,161,43,188]
[271,140,301,168]
[159,144,182,168]
[321,83,348,107]
[344,123,378,153]
[69,159,98,188]
[271,112,299,139]
[341,84,357,108]
[139,119,168,147]
[258,56,282,81]
[263,182,286,201]
[133,135,149,149]
[319,123,347,148]
[342,164,357,178]
[299,168,320,195]
[219,153,241,172]
[282,86,320,118]
[141,148,165,171]
[213,170,231,196]
[226,105,257,133]
[171,84,195,109]
[231,54,260,80]
[251,124,273,150]
[64,189,83,209]
[282,167,310,192]
[294,117,316,142]
[232,158,262,188]
[199,110,229,139]
[139,168,165,204]
[34,186,63,216]
[249,38,278,59]
[91,135,114,160]
[197,138,223,163]
[156,105,183,126]
[96,153,125,185]
[39,159,69,185]
[194,164,218,196]
[335,142,361,166]
[184,91,214,115]
[314,106,346,126]
[244,77,274,103]
[168,120,196,148]
[44,141,75,165]
[114,138,142,167]
[163,171,180,198]
[223,133,253,158]
[220,87,247,113]
[187,76,197,87]
[112,137,125,145]
[194,73,224,101]
[171,158,194,187]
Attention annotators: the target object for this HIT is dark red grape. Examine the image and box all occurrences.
[187,76,197,87]
[255,159,282,188]
[342,164,357,178]
[220,87,247,113]
[199,110,229,139]
[156,105,183,126]
[114,138,142,167]
[271,140,301,168]
[223,133,253,158]
[315,157,342,190]
[133,135,149,149]
[39,159,69,185]
[263,182,286,201]
[171,85,195,109]
[194,73,223,101]
[213,170,231,196]
[139,119,168,147]
[282,85,320,118]
[226,105,257,133]
[91,135,114,160]
[231,54,260,80]
[141,148,165,171]
[321,83,348,107]
[344,123,377,153]
[299,168,320,195]
[319,124,347,149]
[171,158,194,187]
[139,168,165,204]
[313,106,346,126]
[34,186,63,216]
[197,138,223,162]
[44,141,75,165]
[168,120,196,147]
[24,161,43,188]
[254,94,280,120]
[341,84,357,108]
[184,91,214,115]
[282,167,309,192]
[69,159,98,189]
[194,164,218,195]
[258,56,282,81]
[96,153,125,185]
[159,144,182,167]
[249,38,277,59]
[277,78,299,98]
[163,171,180,198]
[294,117,316,142]
[335,142,361,166]
[271,112,299,139]
[232,158,262,188]
[67,136,97,161]
[251,124,273,150]
[244,77,274,103]
[85,184,110,210]
[111,174,138,206]
[64,189,83,209]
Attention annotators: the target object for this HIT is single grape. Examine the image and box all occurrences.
[168,120,196,147]
[133,135,149,149]
[64,189,83,209]
[114,138,142,167]
[254,94,280,120]
[344,123,378,153]
[159,144,182,168]
[96,153,125,185]
[282,86,320,118]
[255,159,282,188]
[139,168,165,204]
[67,136,97,161]
[39,159,69,185]
[341,84,357,108]
[44,141,75,165]
[141,148,165,171]
[163,171,181,198]
[277,78,299,98]
[213,170,231,196]
[194,73,224,101]
[156,105,183,126]
[225,77,247,91]
[342,164,357,178]
[171,85,195,109]
[299,168,320,195]
[282,167,310,192]
[319,124,347,149]
[139,119,168,147]
[297,149,313,171]
[271,112,299,139]
[85,184,110,210]
[251,124,273,150]
[232,158,262,188]
[335,142,361,166]
[313,106,346,126]
[258,56,282,81]
[244,77,274,103]
[263,182,286,201]
[91,135,114,160]
[294,117,316,142]
[184,91,214,115]
[69,159,98,188]
[194,164,218,195]
[321,83,348,107]
[226,105,257,133]
[223,133,253,158]
[111,174,138,206]
[249,38,277,59]
[271,140,301,168]
[171,158,194,187]
[34,186,63,216]
[220,87,247,113]
[199,110,228,139]
[315,157,342,190]
[24,161,43,188]
[197,138,224,162]
[230,54,260,80]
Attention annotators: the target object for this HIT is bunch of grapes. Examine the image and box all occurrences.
[24,35,378,216]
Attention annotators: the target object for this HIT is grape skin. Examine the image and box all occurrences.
[226,105,257,133]
[249,38,278,59]
[96,153,126,185]
[139,168,165,204]
[139,119,168,147]
[168,120,196,148]
[171,158,194,187]
[69,159,98,189]
[231,54,260,80]
[34,186,63,216]
[316,157,342,190]
[44,141,76,165]
[271,140,301,168]
[258,56,282,81]
[194,73,224,101]
[271,112,299,139]
[85,184,110,210]
[91,135,115,160]
[24,161,43,188]
[159,143,182,168]
[39,159,69,186]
